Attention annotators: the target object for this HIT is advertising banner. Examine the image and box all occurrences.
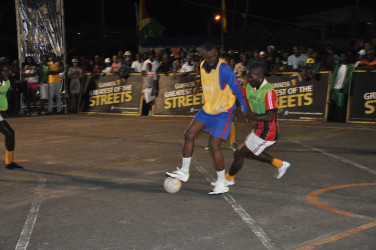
[80,74,143,115]
[153,74,203,116]
[347,71,376,123]
[267,72,331,121]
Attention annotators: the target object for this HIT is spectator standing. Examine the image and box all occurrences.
[354,49,366,68]
[271,56,287,74]
[47,53,63,114]
[329,53,354,122]
[179,57,195,73]
[119,58,131,78]
[301,58,320,81]
[158,54,172,74]
[143,63,158,116]
[22,56,38,116]
[287,46,308,71]
[38,54,49,114]
[124,51,132,63]
[67,58,82,113]
[142,51,160,73]
[131,53,143,73]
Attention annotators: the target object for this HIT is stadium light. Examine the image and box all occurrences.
[214,14,221,21]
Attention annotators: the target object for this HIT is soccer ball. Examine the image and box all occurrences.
[163,177,182,193]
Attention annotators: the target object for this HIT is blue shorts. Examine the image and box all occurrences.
[194,108,234,140]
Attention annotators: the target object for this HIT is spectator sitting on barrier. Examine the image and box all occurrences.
[142,51,160,73]
[110,55,122,74]
[287,46,307,72]
[158,54,172,75]
[67,58,83,113]
[22,56,39,116]
[131,53,143,73]
[102,58,112,73]
[178,56,195,73]
[301,58,320,81]
[143,63,157,116]
[356,49,376,71]
[329,52,354,122]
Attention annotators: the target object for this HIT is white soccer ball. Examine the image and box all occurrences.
[163,177,182,193]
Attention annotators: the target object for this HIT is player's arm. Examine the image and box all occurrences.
[220,64,248,112]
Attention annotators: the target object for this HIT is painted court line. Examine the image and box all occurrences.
[192,159,278,250]
[296,183,376,250]
[293,141,376,176]
[15,178,46,250]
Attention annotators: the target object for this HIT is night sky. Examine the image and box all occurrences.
[1,0,376,58]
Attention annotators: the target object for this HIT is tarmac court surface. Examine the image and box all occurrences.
[0,114,375,250]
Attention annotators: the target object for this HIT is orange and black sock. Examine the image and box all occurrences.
[272,158,283,168]
[5,150,13,165]
[225,172,235,181]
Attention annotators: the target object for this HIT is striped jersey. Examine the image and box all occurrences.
[246,80,279,141]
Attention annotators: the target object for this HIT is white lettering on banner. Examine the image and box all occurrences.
[364,92,376,100]
[175,81,196,89]
[271,81,291,88]
[98,81,117,88]
[164,89,192,98]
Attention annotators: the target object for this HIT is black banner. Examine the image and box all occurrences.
[80,73,143,115]
[153,74,204,116]
[348,71,376,123]
[267,72,331,121]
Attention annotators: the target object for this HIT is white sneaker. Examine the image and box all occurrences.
[275,161,290,179]
[210,179,235,186]
[208,181,229,195]
[165,167,189,182]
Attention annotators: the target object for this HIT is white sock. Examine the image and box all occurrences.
[181,157,191,173]
[217,170,226,182]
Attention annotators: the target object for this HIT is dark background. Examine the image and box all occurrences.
[1,0,375,59]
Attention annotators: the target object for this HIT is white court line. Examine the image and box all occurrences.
[293,141,376,176]
[192,159,278,250]
[15,178,46,250]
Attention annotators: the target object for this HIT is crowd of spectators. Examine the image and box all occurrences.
[1,41,375,117]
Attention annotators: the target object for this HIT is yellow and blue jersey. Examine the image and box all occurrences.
[200,59,248,115]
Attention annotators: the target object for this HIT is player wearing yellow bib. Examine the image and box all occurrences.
[0,60,24,170]
[166,42,250,195]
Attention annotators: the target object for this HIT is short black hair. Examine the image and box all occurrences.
[248,63,266,76]
[201,42,217,52]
